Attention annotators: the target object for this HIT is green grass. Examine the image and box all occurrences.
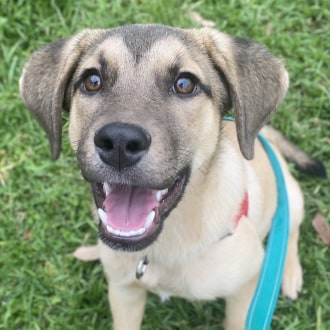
[0,0,329,329]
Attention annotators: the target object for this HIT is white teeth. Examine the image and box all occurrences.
[120,231,130,237]
[156,191,162,202]
[102,210,156,238]
[106,225,115,234]
[98,208,108,226]
[114,229,121,236]
[103,182,111,196]
[156,188,168,202]
[136,228,146,235]
[145,211,156,229]
[105,225,146,237]
[161,188,168,195]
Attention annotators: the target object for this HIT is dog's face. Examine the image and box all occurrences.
[68,26,225,250]
[20,24,289,251]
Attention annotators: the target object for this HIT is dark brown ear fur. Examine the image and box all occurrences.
[19,30,95,159]
[196,28,289,160]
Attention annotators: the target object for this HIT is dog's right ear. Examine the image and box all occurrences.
[19,30,94,159]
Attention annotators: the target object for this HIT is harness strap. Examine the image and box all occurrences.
[245,133,290,330]
[234,192,249,228]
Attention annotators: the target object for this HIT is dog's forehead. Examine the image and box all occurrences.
[81,24,200,69]
[106,24,188,57]
[78,24,209,85]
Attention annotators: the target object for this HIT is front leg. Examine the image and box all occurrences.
[224,275,259,330]
[109,283,147,330]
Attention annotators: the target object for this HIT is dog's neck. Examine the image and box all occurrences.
[136,192,249,280]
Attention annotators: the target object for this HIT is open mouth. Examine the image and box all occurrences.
[92,169,189,251]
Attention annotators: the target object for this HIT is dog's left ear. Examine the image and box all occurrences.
[193,28,289,160]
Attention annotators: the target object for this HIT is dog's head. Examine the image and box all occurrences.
[20,24,288,251]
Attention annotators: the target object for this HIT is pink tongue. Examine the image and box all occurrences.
[103,186,159,231]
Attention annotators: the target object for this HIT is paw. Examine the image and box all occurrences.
[72,245,100,261]
[281,259,303,300]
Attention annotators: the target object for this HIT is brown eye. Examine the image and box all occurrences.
[84,74,102,92]
[173,75,196,95]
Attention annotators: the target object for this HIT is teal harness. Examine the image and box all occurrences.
[245,133,289,330]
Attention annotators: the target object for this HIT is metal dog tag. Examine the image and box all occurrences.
[136,256,149,280]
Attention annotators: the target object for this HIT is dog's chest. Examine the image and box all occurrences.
[136,220,264,301]
[138,253,238,301]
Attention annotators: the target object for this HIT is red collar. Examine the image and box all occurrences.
[233,192,249,228]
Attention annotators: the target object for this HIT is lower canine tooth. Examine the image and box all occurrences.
[98,208,108,226]
[145,211,156,229]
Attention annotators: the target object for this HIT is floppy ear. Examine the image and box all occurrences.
[19,30,95,159]
[196,28,289,160]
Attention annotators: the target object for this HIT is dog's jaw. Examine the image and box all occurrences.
[92,168,190,251]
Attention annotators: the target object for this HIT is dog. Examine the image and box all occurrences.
[20,24,326,329]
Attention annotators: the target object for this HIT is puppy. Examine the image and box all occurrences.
[20,24,326,329]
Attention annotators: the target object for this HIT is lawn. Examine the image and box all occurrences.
[0,0,329,329]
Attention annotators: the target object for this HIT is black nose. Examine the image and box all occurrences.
[94,123,151,171]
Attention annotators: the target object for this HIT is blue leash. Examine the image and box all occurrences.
[223,117,290,329]
[245,133,289,330]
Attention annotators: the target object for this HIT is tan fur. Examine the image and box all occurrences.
[20,24,313,329]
